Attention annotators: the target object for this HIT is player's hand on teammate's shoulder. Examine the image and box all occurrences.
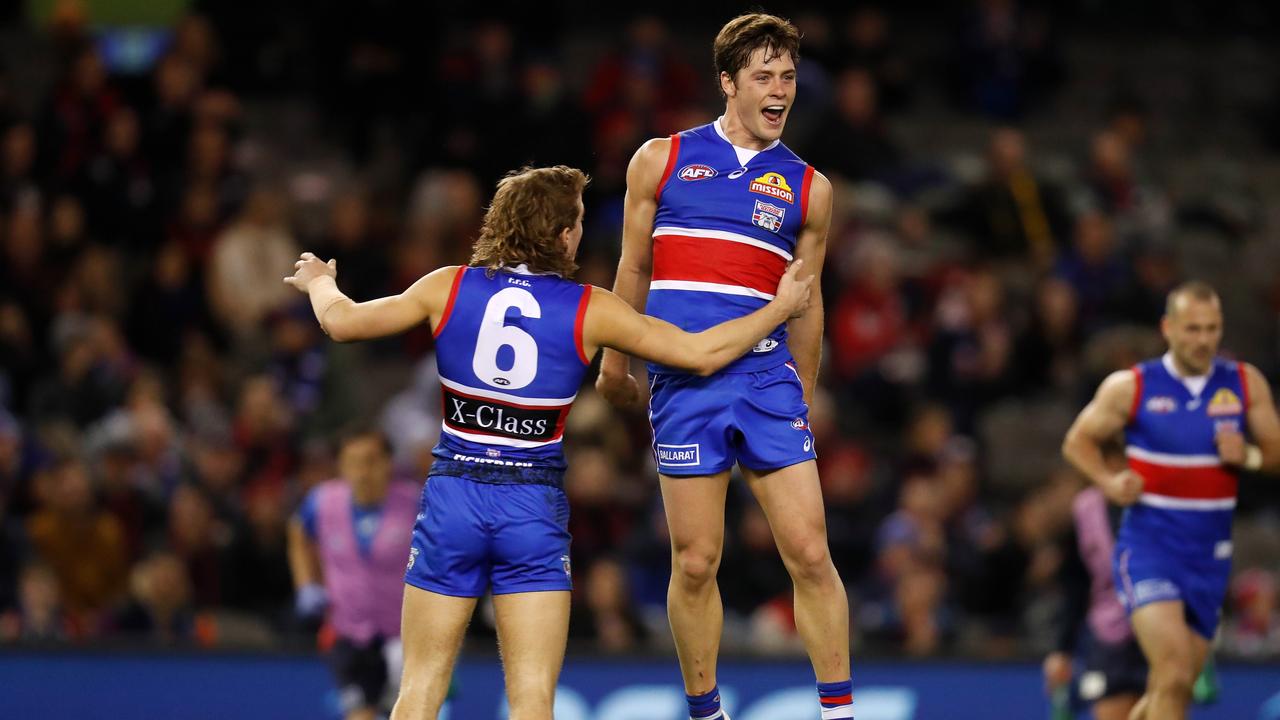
[1102,469,1144,506]
[1214,429,1247,467]
[284,252,337,294]
[773,258,813,318]
[596,371,641,410]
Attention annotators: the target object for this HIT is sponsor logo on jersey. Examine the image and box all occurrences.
[678,164,718,181]
[752,338,779,353]
[406,547,420,571]
[1145,396,1177,414]
[443,389,561,441]
[656,443,700,467]
[791,417,808,430]
[1207,387,1243,416]
[486,448,502,458]
[752,199,785,233]
[451,453,534,467]
[749,172,794,203]
[561,554,572,577]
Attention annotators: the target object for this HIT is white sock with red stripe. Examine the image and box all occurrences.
[817,679,854,719]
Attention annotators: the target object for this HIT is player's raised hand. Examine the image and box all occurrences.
[284,252,337,294]
[596,370,641,410]
[1102,469,1144,506]
[1215,429,1247,466]
[773,258,813,319]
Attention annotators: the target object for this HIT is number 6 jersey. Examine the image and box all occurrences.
[431,265,593,470]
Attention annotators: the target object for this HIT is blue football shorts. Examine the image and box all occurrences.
[404,462,572,597]
[647,361,816,476]
[1113,541,1230,640]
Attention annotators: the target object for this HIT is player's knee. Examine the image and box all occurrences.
[506,683,554,719]
[1150,665,1194,701]
[782,537,835,584]
[671,545,721,588]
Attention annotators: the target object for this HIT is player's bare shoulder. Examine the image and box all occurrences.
[627,137,674,196]
[1095,367,1139,412]
[803,168,833,227]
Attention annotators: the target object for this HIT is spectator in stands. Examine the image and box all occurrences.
[1223,569,1280,658]
[26,458,128,628]
[0,563,73,642]
[806,66,901,184]
[1052,211,1127,332]
[570,556,649,653]
[207,187,300,339]
[108,550,198,644]
[946,127,1067,268]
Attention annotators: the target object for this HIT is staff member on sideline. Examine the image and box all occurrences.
[289,429,420,720]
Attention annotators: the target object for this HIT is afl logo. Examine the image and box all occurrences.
[678,164,717,181]
[492,377,511,386]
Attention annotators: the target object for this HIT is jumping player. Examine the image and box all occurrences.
[595,13,851,720]
[284,165,813,720]
[1062,281,1280,720]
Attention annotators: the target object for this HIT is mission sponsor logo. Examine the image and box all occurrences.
[1207,387,1243,416]
[443,389,561,441]
[749,172,794,203]
[752,199,785,232]
[656,443,700,467]
[678,164,717,181]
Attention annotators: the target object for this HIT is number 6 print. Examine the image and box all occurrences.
[473,287,541,389]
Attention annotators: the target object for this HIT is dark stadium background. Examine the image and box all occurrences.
[1,1,1279,718]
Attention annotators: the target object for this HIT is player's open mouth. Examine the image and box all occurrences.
[762,106,785,125]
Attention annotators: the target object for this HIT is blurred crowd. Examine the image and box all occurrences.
[1,0,1279,661]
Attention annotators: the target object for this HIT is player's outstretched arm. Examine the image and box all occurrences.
[284,253,458,342]
[787,169,832,406]
[597,138,669,405]
[584,260,813,380]
[1062,369,1143,505]
[1218,363,1280,473]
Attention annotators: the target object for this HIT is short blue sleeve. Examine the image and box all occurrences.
[295,488,321,540]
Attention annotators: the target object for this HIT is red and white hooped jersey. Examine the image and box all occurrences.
[646,119,815,374]
[1118,354,1249,557]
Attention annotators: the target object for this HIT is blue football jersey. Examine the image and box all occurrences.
[431,266,592,470]
[647,119,815,374]
[1120,354,1249,558]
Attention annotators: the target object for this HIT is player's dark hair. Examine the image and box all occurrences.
[338,425,392,456]
[1164,280,1219,318]
[471,165,587,278]
[713,12,801,98]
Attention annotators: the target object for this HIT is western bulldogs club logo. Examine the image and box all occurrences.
[678,164,717,181]
[752,200,785,232]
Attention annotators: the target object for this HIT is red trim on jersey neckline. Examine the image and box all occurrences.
[655,134,681,202]
[433,266,468,339]
[1237,361,1251,410]
[1128,364,1144,424]
[574,285,593,365]
[799,165,816,226]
